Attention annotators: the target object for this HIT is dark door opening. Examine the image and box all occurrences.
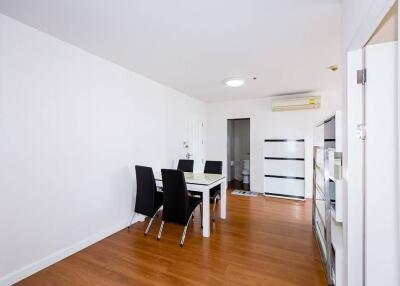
[227,118,250,190]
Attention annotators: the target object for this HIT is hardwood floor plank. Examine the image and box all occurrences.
[16,191,326,286]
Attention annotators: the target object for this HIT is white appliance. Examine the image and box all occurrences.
[271,96,321,111]
[241,160,250,184]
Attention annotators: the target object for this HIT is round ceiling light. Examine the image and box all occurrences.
[224,78,245,87]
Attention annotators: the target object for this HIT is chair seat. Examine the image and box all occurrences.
[189,186,220,202]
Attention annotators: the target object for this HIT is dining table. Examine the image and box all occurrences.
[154,172,227,237]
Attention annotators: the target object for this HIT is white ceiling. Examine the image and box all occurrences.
[0,0,342,102]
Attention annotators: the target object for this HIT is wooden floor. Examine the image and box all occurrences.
[18,192,326,286]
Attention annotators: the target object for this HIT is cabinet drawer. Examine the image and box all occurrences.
[264,141,305,158]
[264,176,305,198]
[264,159,304,178]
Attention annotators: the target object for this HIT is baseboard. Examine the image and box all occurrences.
[0,213,146,286]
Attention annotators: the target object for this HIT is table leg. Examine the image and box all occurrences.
[220,179,227,219]
[202,188,210,237]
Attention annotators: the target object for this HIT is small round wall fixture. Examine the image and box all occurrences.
[224,78,245,87]
[328,64,339,71]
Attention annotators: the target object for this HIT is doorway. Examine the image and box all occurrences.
[227,118,250,190]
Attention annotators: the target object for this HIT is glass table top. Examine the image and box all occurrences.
[154,172,225,186]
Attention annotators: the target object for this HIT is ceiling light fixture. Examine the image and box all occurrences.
[224,78,245,87]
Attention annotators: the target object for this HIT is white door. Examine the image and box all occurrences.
[187,119,204,172]
[347,48,364,286]
[347,41,399,286]
[364,41,398,286]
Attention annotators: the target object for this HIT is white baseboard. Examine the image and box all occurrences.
[0,214,146,286]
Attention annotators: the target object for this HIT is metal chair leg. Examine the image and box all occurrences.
[157,221,165,240]
[145,206,162,235]
[127,213,136,230]
[180,214,193,247]
[144,214,155,236]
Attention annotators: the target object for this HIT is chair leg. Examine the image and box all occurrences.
[145,206,162,235]
[157,221,165,240]
[212,196,218,222]
[144,213,156,236]
[127,213,136,230]
[180,214,193,247]
[200,203,203,228]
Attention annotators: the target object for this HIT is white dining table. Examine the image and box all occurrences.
[154,172,227,237]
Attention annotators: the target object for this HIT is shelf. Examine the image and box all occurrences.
[316,184,325,195]
[316,164,324,174]
[331,217,344,286]
[331,206,336,221]
[333,180,343,223]
[331,217,343,251]
[315,222,327,259]
[316,200,326,226]
[316,186,325,201]
[316,183,325,194]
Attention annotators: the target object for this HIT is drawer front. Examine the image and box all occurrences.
[264,176,305,198]
[264,159,304,178]
[264,141,305,158]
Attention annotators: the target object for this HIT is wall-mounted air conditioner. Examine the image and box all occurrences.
[271,96,321,111]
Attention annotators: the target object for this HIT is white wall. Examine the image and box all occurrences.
[206,91,341,198]
[0,14,206,285]
[342,0,396,50]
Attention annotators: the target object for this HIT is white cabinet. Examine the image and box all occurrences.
[312,111,344,286]
[264,139,305,199]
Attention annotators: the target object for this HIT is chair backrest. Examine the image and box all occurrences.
[134,165,157,217]
[204,160,222,174]
[161,169,190,225]
[177,159,194,172]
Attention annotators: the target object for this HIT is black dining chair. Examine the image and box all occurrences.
[204,161,223,222]
[157,169,202,246]
[177,159,194,172]
[128,165,163,235]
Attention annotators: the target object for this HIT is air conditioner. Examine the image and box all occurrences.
[271,96,321,111]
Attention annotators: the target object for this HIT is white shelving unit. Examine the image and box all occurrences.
[312,111,344,286]
[331,218,344,286]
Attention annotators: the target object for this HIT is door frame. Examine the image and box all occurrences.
[226,117,251,187]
